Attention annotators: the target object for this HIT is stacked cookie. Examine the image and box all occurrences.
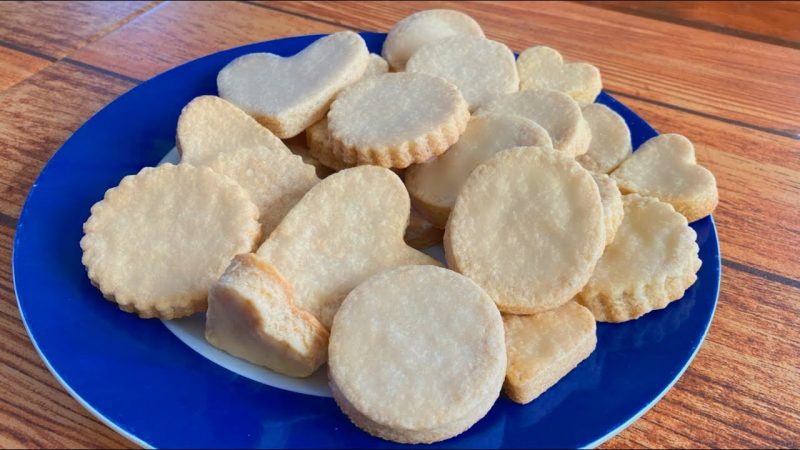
[80,8,719,445]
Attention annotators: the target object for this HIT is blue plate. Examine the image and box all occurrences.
[13,32,720,449]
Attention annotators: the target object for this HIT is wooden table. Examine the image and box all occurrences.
[0,1,797,448]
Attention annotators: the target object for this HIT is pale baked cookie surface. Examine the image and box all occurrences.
[328,73,470,168]
[217,31,369,138]
[477,90,591,156]
[257,166,440,328]
[177,95,289,166]
[405,115,552,228]
[445,147,605,314]
[283,135,335,178]
[406,35,518,111]
[364,53,390,77]
[382,9,484,71]
[517,46,602,106]
[504,302,597,404]
[577,194,702,322]
[205,254,328,377]
[306,118,352,171]
[404,208,444,249]
[592,172,624,246]
[203,146,320,238]
[80,163,260,319]
[577,103,632,174]
[611,134,718,222]
[329,265,505,444]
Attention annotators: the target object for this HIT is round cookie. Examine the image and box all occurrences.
[577,194,702,322]
[406,35,518,111]
[517,46,602,106]
[476,90,591,156]
[306,118,352,171]
[382,9,485,71]
[592,172,624,246]
[445,147,605,314]
[328,73,470,168]
[329,265,506,444]
[405,114,552,228]
[80,163,261,319]
[577,103,632,174]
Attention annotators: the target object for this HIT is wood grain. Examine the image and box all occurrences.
[0,45,49,91]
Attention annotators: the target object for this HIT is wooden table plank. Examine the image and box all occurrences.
[0,45,50,91]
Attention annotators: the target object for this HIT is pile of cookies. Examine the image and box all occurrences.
[80,9,718,444]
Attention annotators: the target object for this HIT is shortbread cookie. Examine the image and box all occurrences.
[592,173,624,246]
[205,254,328,377]
[328,73,470,168]
[405,115,552,228]
[445,147,605,314]
[477,90,591,156]
[504,301,597,404]
[364,53,389,77]
[404,208,444,249]
[258,166,441,328]
[611,134,718,222]
[406,35,518,111]
[218,31,369,138]
[306,118,352,171]
[284,135,334,178]
[204,146,319,238]
[382,9,485,71]
[577,194,702,322]
[517,46,602,106]
[329,265,505,444]
[577,103,632,174]
[176,95,290,166]
[81,163,260,319]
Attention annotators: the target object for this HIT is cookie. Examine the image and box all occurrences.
[592,172,624,246]
[329,265,505,444]
[445,147,605,314]
[577,194,701,322]
[306,118,352,171]
[405,115,552,228]
[364,53,390,77]
[404,208,444,249]
[503,301,597,404]
[477,90,591,156]
[406,35,518,111]
[576,103,632,174]
[283,135,335,178]
[611,134,718,222]
[517,46,602,106]
[382,9,484,71]
[328,73,470,168]
[217,31,369,138]
[257,165,441,328]
[205,254,328,377]
[176,95,290,166]
[203,146,320,238]
[80,163,261,319]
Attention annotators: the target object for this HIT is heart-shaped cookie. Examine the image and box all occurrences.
[217,31,369,139]
[611,133,718,222]
[517,46,602,106]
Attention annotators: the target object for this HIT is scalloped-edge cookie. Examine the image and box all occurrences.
[203,146,320,238]
[577,103,632,174]
[329,73,470,168]
[177,95,290,166]
[81,163,261,319]
[445,147,605,314]
[577,194,702,322]
[404,208,444,249]
[406,35,518,111]
[258,166,441,329]
[405,115,552,228]
[306,118,352,172]
[283,135,335,178]
[504,301,597,404]
[611,134,718,222]
[382,9,485,71]
[205,254,329,377]
[477,90,591,156]
[217,31,369,138]
[329,265,505,444]
[592,172,624,246]
[517,46,602,106]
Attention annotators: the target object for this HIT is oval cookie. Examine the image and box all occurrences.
[81,163,261,319]
[382,9,485,71]
[445,147,605,314]
[577,194,702,322]
[517,46,602,106]
[329,265,505,444]
[477,90,591,156]
[406,35,518,111]
[576,103,632,174]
